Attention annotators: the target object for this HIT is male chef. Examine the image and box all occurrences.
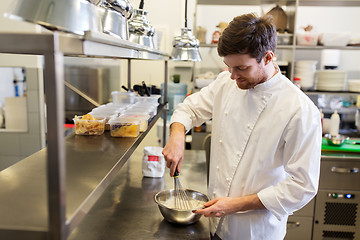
[162,13,322,240]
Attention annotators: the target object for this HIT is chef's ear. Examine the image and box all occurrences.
[264,51,274,65]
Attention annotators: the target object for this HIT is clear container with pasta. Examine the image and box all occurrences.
[73,114,105,135]
[120,113,150,132]
[108,117,141,137]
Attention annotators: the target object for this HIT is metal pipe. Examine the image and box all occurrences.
[163,60,168,147]
[128,59,131,90]
[44,32,67,240]
[64,80,101,107]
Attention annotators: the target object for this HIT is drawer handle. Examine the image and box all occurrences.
[331,167,359,174]
[287,221,300,227]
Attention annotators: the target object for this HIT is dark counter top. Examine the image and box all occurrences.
[68,148,210,240]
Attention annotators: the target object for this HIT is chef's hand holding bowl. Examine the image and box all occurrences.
[193,197,234,218]
[194,195,265,218]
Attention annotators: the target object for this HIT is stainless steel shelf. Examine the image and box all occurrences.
[197,0,296,5]
[0,32,170,60]
[0,105,166,240]
[304,91,360,95]
[199,43,294,49]
[197,0,360,6]
[0,31,169,240]
[295,45,360,51]
[299,0,360,6]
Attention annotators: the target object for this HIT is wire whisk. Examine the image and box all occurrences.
[173,169,193,210]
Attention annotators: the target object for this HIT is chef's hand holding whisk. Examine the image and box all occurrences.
[162,122,186,177]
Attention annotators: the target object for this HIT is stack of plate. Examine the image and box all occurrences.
[294,61,317,90]
[316,70,347,91]
[348,79,360,92]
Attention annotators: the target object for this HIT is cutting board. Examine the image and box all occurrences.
[322,138,360,153]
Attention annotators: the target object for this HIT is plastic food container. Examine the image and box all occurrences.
[136,95,161,104]
[121,113,150,132]
[108,117,141,137]
[126,106,156,118]
[318,32,351,47]
[277,33,293,45]
[129,103,158,117]
[296,32,318,46]
[73,114,105,135]
[112,91,137,104]
[103,103,126,113]
[91,106,118,118]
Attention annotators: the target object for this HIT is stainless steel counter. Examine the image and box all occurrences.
[67,149,210,240]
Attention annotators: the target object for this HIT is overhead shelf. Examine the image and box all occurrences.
[197,0,360,6]
[199,43,294,49]
[299,0,360,6]
[199,43,360,51]
[295,45,360,51]
[197,0,296,5]
[0,104,166,239]
[0,32,170,60]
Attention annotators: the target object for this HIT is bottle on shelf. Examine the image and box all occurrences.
[330,110,340,136]
[211,26,221,44]
[293,77,301,89]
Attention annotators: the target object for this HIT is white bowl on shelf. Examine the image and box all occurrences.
[318,32,351,47]
[348,79,360,92]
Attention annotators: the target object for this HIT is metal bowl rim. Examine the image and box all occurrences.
[154,188,209,212]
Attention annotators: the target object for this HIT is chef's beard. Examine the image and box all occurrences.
[233,64,269,90]
[235,75,267,90]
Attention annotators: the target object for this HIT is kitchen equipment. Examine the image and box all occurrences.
[348,79,360,92]
[324,134,349,146]
[128,9,156,48]
[171,0,201,62]
[316,70,347,91]
[6,0,133,39]
[102,0,133,18]
[142,81,151,96]
[88,0,104,5]
[161,82,187,119]
[154,188,209,225]
[294,60,317,90]
[321,138,360,153]
[6,0,101,35]
[313,189,360,240]
[172,28,202,61]
[356,109,360,132]
[100,7,128,39]
[319,32,351,47]
[101,0,133,39]
[321,49,341,69]
[173,169,192,209]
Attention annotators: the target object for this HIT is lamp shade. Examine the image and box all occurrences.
[128,9,156,49]
[171,28,202,62]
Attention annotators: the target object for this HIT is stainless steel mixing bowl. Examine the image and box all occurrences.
[324,134,349,146]
[154,189,209,225]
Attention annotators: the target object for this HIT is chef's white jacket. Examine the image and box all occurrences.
[170,70,322,240]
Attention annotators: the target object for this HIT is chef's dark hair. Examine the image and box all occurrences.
[217,13,277,63]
